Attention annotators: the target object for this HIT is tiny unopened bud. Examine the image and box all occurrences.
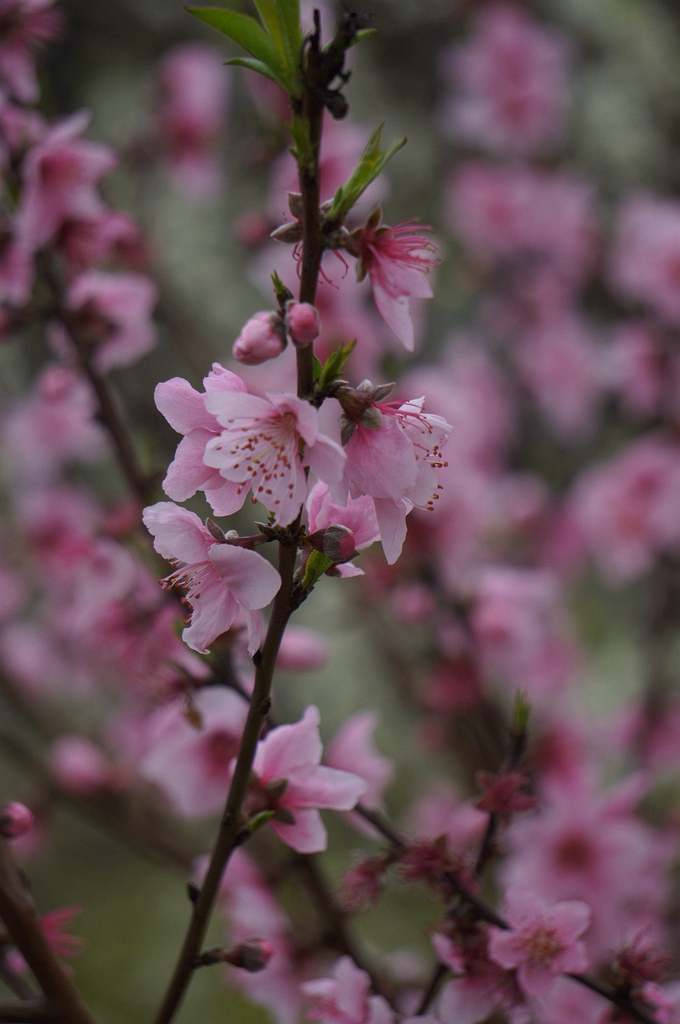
[286,302,321,348]
[308,525,356,562]
[233,312,286,366]
[360,406,382,429]
[224,938,274,973]
[0,801,34,839]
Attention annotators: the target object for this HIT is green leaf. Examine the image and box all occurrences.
[300,550,333,592]
[188,7,290,90]
[243,809,276,835]
[318,339,356,390]
[226,55,281,85]
[347,27,376,48]
[287,110,313,167]
[276,0,301,63]
[326,122,407,225]
[312,355,323,382]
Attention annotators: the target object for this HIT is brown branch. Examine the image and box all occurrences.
[0,952,36,1001]
[0,1001,56,1022]
[0,839,96,1024]
[152,536,298,1024]
[294,856,394,1005]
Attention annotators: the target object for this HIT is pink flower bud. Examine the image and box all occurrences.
[49,734,113,795]
[224,938,274,972]
[277,625,330,671]
[232,312,285,365]
[0,801,34,839]
[307,525,356,562]
[286,302,321,347]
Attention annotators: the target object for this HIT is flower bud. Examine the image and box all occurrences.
[307,525,356,562]
[0,801,34,839]
[286,302,321,348]
[232,312,286,366]
[224,938,274,973]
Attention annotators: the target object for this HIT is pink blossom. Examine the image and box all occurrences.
[9,904,84,976]
[138,688,248,818]
[57,209,141,271]
[501,774,673,960]
[233,311,286,365]
[326,711,393,813]
[1,365,105,483]
[0,0,61,103]
[60,271,158,372]
[604,322,663,419]
[276,625,330,672]
[448,162,597,288]
[16,111,116,255]
[433,932,529,1024]
[250,706,367,853]
[354,213,439,351]
[608,193,680,325]
[48,734,117,795]
[143,501,282,654]
[204,389,346,527]
[440,3,571,156]
[569,437,680,585]
[471,566,578,700]
[302,956,394,1024]
[155,364,250,516]
[336,394,452,564]
[488,888,590,997]
[158,43,230,201]
[515,314,603,441]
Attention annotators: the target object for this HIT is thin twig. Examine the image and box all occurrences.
[0,839,96,1024]
[415,961,448,1016]
[294,856,394,1004]
[152,537,298,1024]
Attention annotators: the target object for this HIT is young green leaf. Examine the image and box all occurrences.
[187,7,292,92]
[300,550,334,593]
[312,355,324,382]
[326,122,407,225]
[318,339,356,390]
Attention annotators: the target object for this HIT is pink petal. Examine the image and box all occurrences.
[546,900,591,943]
[438,977,497,1024]
[283,764,367,811]
[155,377,216,434]
[208,544,281,610]
[268,392,318,446]
[326,710,393,808]
[182,571,240,653]
[373,498,408,565]
[367,995,395,1024]
[306,433,347,484]
[204,475,248,517]
[270,806,327,853]
[142,502,211,564]
[517,962,557,998]
[371,280,415,351]
[162,429,216,501]
[253,705,322,781]
[335,957,371,1021]
[487,927,524,970]
[204,388,272,426]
